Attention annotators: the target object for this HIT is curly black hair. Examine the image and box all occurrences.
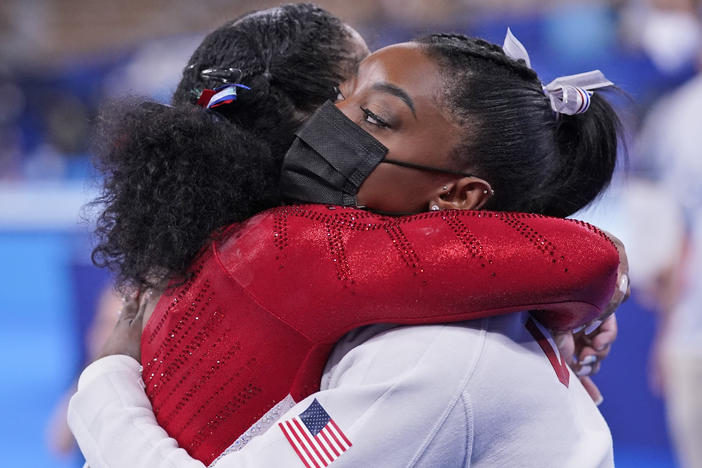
[172,3,367,158]
[91,4,366,291]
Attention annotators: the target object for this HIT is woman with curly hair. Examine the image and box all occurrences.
[91,3,369,292]
[69,7,626,468]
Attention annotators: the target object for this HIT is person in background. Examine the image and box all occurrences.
[636,7,702,463]
[45,285,121,459]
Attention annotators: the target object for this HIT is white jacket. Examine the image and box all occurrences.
[68,312,613,468]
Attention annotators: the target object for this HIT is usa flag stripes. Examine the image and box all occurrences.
[279,399,352,467]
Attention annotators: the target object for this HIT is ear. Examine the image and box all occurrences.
[430,177,493,211]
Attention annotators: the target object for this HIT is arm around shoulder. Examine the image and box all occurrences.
[68,324,476,468]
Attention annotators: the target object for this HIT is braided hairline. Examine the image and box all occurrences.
[419,33,540,84]
[413,32,561,214]
[414,32,620,218]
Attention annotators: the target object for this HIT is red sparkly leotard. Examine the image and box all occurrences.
[141,205,619,464]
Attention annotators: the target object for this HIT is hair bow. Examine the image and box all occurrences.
[502,28,614,115]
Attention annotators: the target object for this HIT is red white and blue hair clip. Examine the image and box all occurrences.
[502,28,614,115]
[193,67,250,109]
[197,83,251,109]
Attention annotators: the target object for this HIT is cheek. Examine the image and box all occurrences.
[356,164,435,213]
[356,165,393,207]
[355,131,451,212]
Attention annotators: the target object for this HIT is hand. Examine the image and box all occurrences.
[551,232,628,405]
[600,230,631,321]
[96,292,146,362]
[553,314,618,405]
[552,331,598,402]
[571,313,618,376]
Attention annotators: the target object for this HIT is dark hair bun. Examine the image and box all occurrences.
[416,33,622,218]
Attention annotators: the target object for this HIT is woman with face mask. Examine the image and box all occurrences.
[69,10,626,468]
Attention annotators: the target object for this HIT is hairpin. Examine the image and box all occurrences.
[199,67,243,84]
[196,83,251,109]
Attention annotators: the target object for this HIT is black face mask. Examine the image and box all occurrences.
[280,100,478,212]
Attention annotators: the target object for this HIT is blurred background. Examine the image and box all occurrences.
[1,0,701,467]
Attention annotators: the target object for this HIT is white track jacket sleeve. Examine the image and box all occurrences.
[68,323,482,468]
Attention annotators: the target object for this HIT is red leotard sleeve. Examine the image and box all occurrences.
[217,204,619,339]
[142,204,619,463]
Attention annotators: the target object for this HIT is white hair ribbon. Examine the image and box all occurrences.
[542,71,613,115]
[502,28,614,115]
[503,28,531,68]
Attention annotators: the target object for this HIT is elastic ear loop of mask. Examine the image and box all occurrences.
[382,158,494,195]
[382,158,477,178]
[355,159,494,216]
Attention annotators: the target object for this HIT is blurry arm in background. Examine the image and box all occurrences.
[46,285,122,458]
[648,229,692,396]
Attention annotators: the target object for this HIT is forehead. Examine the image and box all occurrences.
[357,42,443,105]
[343,24,370,58]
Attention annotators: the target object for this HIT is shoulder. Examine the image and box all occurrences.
[325,322,488,387]
[213,204,350,266]
[312,323,488,467]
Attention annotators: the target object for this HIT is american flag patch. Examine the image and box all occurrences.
[279,399,352,467]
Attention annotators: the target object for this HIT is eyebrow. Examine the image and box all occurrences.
[371,82,416,118]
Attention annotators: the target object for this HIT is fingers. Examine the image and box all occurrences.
[583,319,602,335]
[579,376,604,405]
[619,273,631,304]
[573,349,598,377]
[131,290,150,328]
[574,343,607,376]
[589,314,617,352]
[118,294,140,322]
[590,333,615,353]
[553,331,576,366]
[602,230,628,275]
[599,230,631,321]
[570,314,617,377]
[117,291,150,327]
[576,314,617,352]
[575,359,601,377]
[95,290,148,363]
[580,344,610,359]
[602,273,629,319]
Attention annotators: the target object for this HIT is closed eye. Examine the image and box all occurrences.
[361,107,390,128]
